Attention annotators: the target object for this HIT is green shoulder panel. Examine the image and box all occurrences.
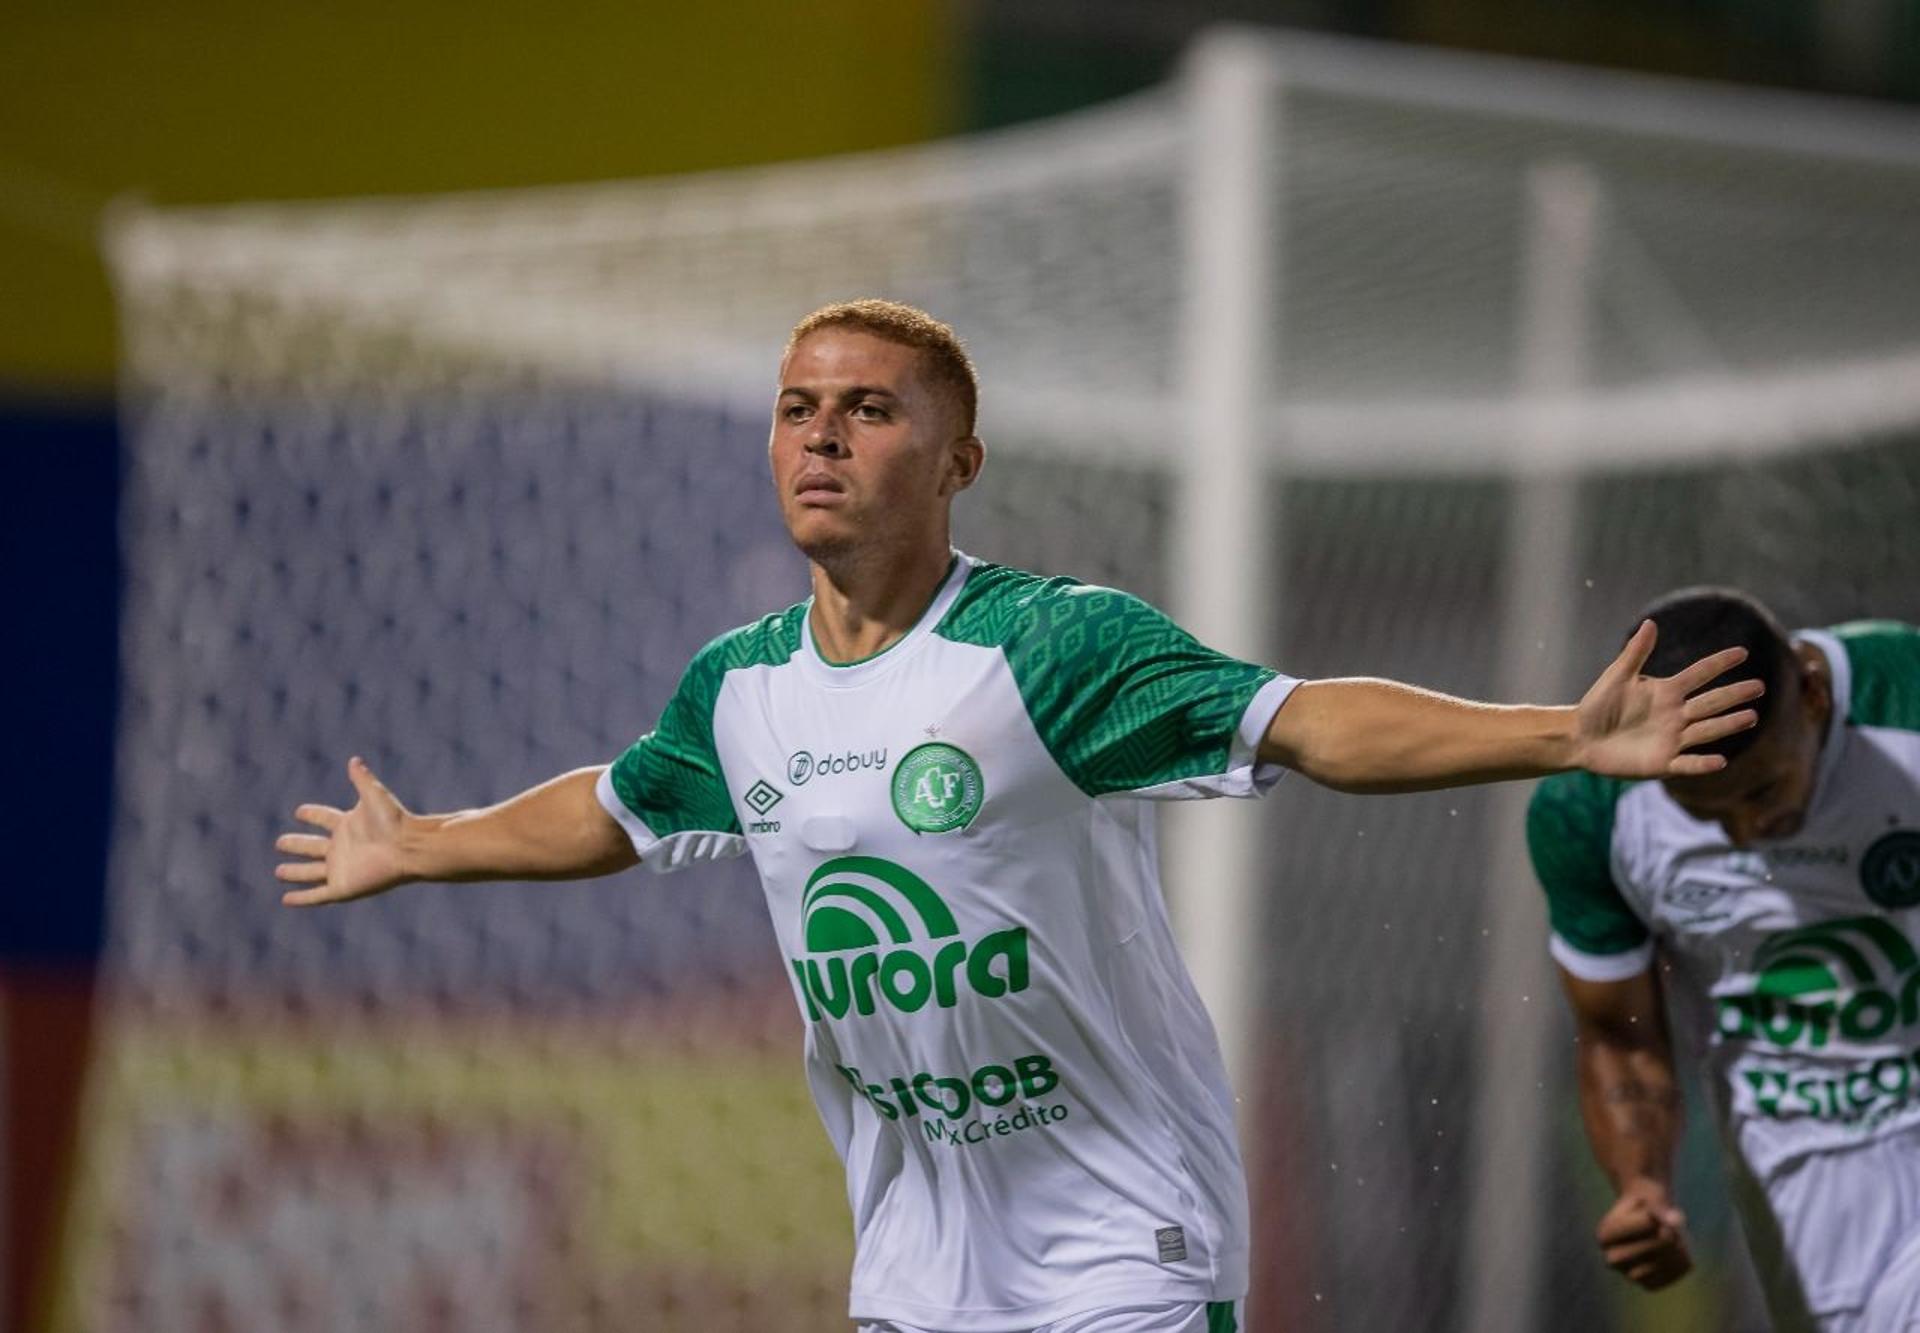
[608,604,806,837]
[1833,620,1920,732]
[1526,771,1647,957]
[936,563,1277,797]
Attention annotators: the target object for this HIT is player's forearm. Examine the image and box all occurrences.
[1575,1035,1685,1194]
[400,766,637,883]
[1260,678,1579,793]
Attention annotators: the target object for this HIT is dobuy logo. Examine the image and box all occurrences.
[1719,916,1920,1050]
[789,855,1028,1021]
[787,747,888,787]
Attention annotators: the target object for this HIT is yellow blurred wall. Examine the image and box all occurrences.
[0,1,957,391]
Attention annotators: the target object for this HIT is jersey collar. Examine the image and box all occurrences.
[798,550,973,688]
[1794,627,1852,813]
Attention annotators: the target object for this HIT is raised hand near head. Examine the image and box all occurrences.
[1574,621,1763,779]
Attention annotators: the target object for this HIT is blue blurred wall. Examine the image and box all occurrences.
[1,401,116,965]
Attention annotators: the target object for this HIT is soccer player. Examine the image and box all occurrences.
[277,300,1759,1333]
[1529,589,1920,1331]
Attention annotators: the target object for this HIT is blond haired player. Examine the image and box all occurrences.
[278,300,1758,1332]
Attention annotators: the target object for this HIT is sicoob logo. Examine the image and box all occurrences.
[789,856,1028,1021]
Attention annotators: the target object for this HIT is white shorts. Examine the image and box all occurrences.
[857,1299,1244,1333]
[1736,1129,1920,1330]
[1822,1229,1920,1333]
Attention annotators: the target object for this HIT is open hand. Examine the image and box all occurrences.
[1574,621,1763,779]
[1597,1182,1692,1291]
[275,756,415,906]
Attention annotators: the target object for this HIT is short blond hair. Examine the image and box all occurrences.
[785,299,979,434]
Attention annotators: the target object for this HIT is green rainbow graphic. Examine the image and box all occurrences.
[801,857,960,952]
[1752,917,1920,997]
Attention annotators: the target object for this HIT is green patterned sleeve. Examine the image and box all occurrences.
[1834,620,1920,731]
[948,570,1292,799]
[597,647,745,871]
[1527,772,1651,978]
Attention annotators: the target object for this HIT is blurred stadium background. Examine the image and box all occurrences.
[6,4,1920,1331]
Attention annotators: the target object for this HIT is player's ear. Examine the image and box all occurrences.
[944,435,984,496]
[1795,640,1833,727]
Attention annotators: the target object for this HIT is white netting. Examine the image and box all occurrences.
[66,26,1920,1333]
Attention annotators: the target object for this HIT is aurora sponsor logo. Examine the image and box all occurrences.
[834,1052,1069,1146]
[789,856,1029,1022]
[1718,917,1920,1050]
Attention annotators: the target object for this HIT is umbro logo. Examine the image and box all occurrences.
[743,780,784,816]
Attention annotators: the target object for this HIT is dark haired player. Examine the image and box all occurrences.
[279,302,1759,1333]
[1530,589,1920,1331]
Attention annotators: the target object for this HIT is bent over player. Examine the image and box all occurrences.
[1530,589,1920,1332]
[278,301,1758,1333]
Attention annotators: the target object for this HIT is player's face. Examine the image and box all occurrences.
[769,328,976,562]
[1663,654,1831,847]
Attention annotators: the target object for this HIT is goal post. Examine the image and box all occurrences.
[1168,26,1284,1103]
[1461,158,1601,1333]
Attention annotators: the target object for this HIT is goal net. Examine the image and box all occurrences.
[61,26,1920,1333]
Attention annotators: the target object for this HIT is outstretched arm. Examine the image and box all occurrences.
[1258,621,1761,793]
[1559,962,1692,1292]
[275,757,638,907]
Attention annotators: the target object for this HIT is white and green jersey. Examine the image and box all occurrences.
[1529,621,1920,1185]
[596,554,1297,1331]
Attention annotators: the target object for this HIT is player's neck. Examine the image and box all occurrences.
[807,539,955,665]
